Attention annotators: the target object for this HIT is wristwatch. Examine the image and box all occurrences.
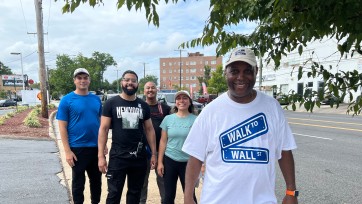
[286,190,299,197]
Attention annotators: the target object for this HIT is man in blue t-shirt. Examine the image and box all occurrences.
[56,68,102,204]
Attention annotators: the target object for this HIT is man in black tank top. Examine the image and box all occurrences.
[139,81,171,204]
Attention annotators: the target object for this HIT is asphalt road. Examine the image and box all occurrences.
[0,139,69,204]
[275,111,362,203]
[0,108,15,116]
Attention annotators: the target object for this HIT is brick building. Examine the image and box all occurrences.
[159,52,222,96]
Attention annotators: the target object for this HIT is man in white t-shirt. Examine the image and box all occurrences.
[182,47,298,204]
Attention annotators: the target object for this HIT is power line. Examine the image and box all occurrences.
[5,51,37,64]
[45,0,52,53]
[46,0,51,33]
[19,0,29,35]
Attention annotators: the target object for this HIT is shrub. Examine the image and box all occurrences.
[0,116,5,125]
[51,91,60,100]
[23,108,42,128]
[23,118,41,127]
[6,112,15,118]
[0,106,28,126]
[0,90,7,99]
[16,106,28,113]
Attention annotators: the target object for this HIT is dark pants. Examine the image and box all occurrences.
[140,154,165,204]
[163,156,197,204]
[71,147,102,204]
[106,157,147,204]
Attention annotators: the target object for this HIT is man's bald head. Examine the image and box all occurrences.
[144,81,156,89]
[144,81,158,102]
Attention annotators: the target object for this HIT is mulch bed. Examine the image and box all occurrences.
[0,108,55,138]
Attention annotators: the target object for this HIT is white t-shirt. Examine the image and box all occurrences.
[182,91,297,204]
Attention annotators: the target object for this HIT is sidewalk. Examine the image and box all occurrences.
[284,103,356,115]
[50,112,202,204]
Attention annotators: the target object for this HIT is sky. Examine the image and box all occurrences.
[0,0,255,84]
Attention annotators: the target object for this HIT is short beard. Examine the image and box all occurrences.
[122,85,138,96]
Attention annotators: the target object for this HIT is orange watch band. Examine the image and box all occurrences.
[286,190,299,197]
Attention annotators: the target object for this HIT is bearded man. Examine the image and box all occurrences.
[98,70,157,204]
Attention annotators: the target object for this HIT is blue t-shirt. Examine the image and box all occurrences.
[56,92,102,147]
[160,113,197,162]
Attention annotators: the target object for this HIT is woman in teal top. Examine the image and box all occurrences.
[158,90,198,204]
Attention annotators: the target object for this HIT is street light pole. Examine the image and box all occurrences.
[10,52,25,90]
[141,62,148,78]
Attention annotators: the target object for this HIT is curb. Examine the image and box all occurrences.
[283,103,357,115]
[0,134,53,140]
[48,110,57,140]
[49,110,72,203]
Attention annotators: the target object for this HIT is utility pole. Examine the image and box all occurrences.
[34,0,48,118]
[174,49,185,89]
[141,62,148,78]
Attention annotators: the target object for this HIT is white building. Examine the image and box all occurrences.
[256,38,362,102]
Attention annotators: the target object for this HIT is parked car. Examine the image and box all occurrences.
[197,96,208,104]
[157,92,204,115]
[276,95,289,105]
[321,94,343,105]
[90,90,104,101]
[197,94,218,104]
[137,94,146,101]
[0,99,17,107]
[101,93,119,104]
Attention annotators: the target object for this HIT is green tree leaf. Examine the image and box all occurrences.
[208,65,227,95]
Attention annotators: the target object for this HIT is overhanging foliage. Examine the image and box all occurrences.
[57,0,362,114]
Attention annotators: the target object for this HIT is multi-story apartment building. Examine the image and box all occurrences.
[159,52,223,96]
[256,39,362,102]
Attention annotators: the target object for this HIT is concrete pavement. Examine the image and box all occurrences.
[0,110,69,204]
[284,103,356,115]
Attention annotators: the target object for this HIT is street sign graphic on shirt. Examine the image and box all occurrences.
[222,146,269,163]
[219,113,270,163]
[219,113,268,149]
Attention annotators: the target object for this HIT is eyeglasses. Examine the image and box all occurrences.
[122,78,137,83]
[75,76,89,80]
